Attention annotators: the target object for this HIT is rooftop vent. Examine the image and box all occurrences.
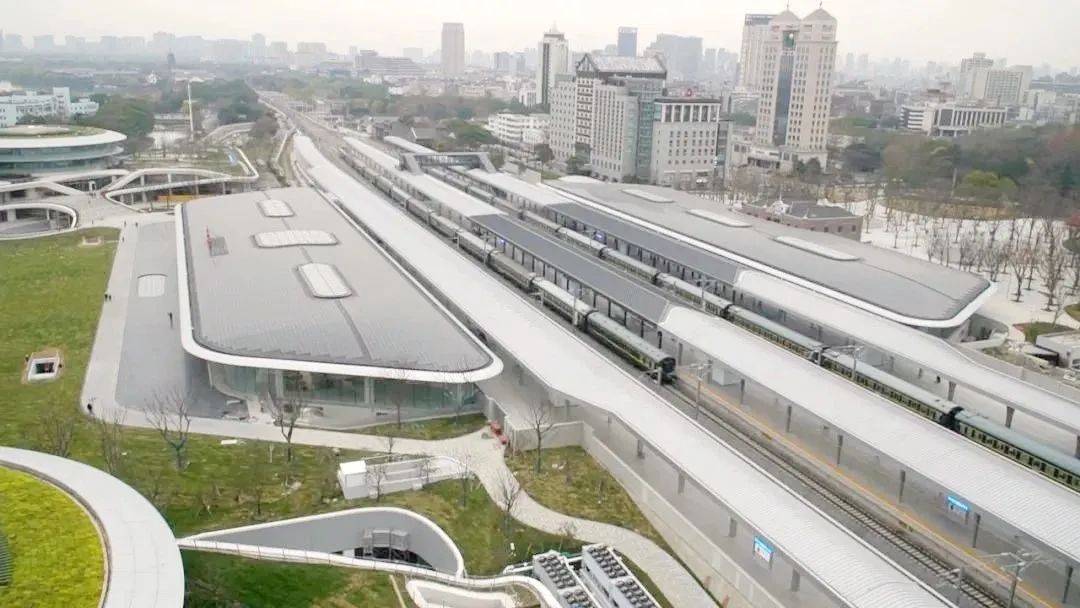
[687,208,750,228]
[254,230,338,248]
[774,235,859,261]
[621,188,673,204]
[298,263,351,298]
[258,199,294,217]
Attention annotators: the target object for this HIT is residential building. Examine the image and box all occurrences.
[295,42,327,67]
[441,23,465,77]
[960,52,995,76]
[645,34,702,81]
[33,35,55,54]
[536,29,571,107]
[741,198,862,239]
[549,54,667,182]
[356,55,424,79]
[750,8,838,172]
[4,34,24,53]
[617,27,637,57]
[151,32,175,53]
[65,36,86,53]
[251,33,266,63]
[649,97,732,188]
[899,102,1008,136]
[493,52,512,73]
[518,84,539,108]
[487,113,550,146]
[737,14,775,90]
[268,41,289,65]
[965,65,1033,105]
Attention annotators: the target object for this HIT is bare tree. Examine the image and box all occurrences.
[95,409,125,475]
[416,456,437,487]
[1038,222,1069,312]
[528,400,557,474]
[384,434,396,461]
[366,460,388,502]
[455,450,474,508]
[268,371,306,465]
[496,469,524,535]
[146,388,194,470]
[36,405,78,458]
[1008,240,1037,303]
[557,521,578,552]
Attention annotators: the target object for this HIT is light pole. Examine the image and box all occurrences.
[695,277,715,311]
[826,344,864,379]
[688,361,712,420]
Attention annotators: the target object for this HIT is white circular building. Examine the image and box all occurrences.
[0,125,126,177]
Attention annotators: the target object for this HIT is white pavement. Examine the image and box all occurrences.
[79,217,714,607]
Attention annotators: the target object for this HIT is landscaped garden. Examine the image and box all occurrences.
[0,467,105,608]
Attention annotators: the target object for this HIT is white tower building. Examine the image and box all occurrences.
[537,29,571,107]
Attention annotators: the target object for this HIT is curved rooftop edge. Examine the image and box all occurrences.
[0,126,127,149]
[173,192,503,384]
[0,447,184,608]
[183,506,466,577]
[293,135,957,608]
[0,201,78,239]
[542,179,995,329]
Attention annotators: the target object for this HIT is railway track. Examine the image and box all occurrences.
[665,378,1006,608]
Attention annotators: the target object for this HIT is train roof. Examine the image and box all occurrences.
[297,135,956,608]
[661,306,1080,566]
[738,270,1080,438]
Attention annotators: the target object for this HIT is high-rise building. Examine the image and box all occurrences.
[549,54,667,182]
[650,97,732,188]
[966,65,1033,105]
[737,13,774,90]
[857,53,869,75]
[703,48,717,76]
[441,23,465,77]
[844,52,855,73]
[151,32,175,53]
[494,52,512,73]
[295,42,328,67]
[645,34,702,81]
[960,52,995,75]
[269,41,289,65]
[33,35,55,53]
[752,8,837,171]
[617,27,637,57]
[251,34,266,63]
[536,28,571,107]
[65,36,86,53]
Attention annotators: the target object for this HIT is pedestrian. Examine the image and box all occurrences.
[86,402,93,414]
[168,312,174,328]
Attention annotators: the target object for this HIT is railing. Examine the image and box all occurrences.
[0,533,12,585]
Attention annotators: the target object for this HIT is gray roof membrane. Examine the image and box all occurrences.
[180,188,491,372]
[549,181,991,323]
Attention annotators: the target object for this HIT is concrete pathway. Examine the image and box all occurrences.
[79,220,713,606]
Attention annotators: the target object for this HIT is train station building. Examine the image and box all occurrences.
[175,187,502,428]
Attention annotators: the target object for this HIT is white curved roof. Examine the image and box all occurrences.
[294,135,955,608]
[737,270,1080,438]
[659,305,1080,565]
[0,127,126,149]
[0,447,184,608]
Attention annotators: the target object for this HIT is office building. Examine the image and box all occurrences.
[900,102,1008,137]
[251,33,266,63]
[750,8,838,172]
[441,23,465,77]
[0,125,124,176]
[493,52,512,73]
[487,112,550,146]
[617,27,637,57]
[151,32,175,53]
[5,33,24,53]
[0,87,99,126]
[536,29,571,107]
[965,65,1033,106]
[702,48,717,76]
[737,13,774,90]
[64,36,86,53]
[549,54,667,182]
[268,41,289,65]
[33,35,55,53]
[649,96,732,189]
[295,42,327,67]
[645,34,702,81]
[960,52,995,76]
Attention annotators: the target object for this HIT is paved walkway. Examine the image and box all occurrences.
[79,219,714,606]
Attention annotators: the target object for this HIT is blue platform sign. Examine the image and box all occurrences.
[753,536,774,565]
[945,495,970,523]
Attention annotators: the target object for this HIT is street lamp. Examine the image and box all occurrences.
[695,277,715,312]
[826,344,864,379]
[688,361,712,420]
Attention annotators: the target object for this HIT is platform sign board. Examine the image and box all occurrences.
[945,495,970,523]
[753,536,774,567]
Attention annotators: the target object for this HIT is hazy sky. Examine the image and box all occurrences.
[2,0,1075,68]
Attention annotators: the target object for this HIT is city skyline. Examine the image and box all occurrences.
[1,0,1076,68]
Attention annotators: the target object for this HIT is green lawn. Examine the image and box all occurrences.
[1066,304,1080,323]
[506,446,675,608]
[356,413,487,441]
[0,467,105,608]
[183,552,402,608]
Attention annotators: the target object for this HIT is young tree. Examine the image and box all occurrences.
[366,460,388,502]
[528,400,557,474]
[454,450,474,508]
[384,435,396,462]
[1038,223,1069,311]
[1008,241,1036,302]
[36,405,78,458]
[146,388,194,470]
[95,409,125,475]
[268,371,306,465]
[534,143,554,167]
[415,456,437,488]
[496,469,524,535]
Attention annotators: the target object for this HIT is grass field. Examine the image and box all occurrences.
[0,467,105,608]
[357,413,487,441]
[1017,322,1072,343]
